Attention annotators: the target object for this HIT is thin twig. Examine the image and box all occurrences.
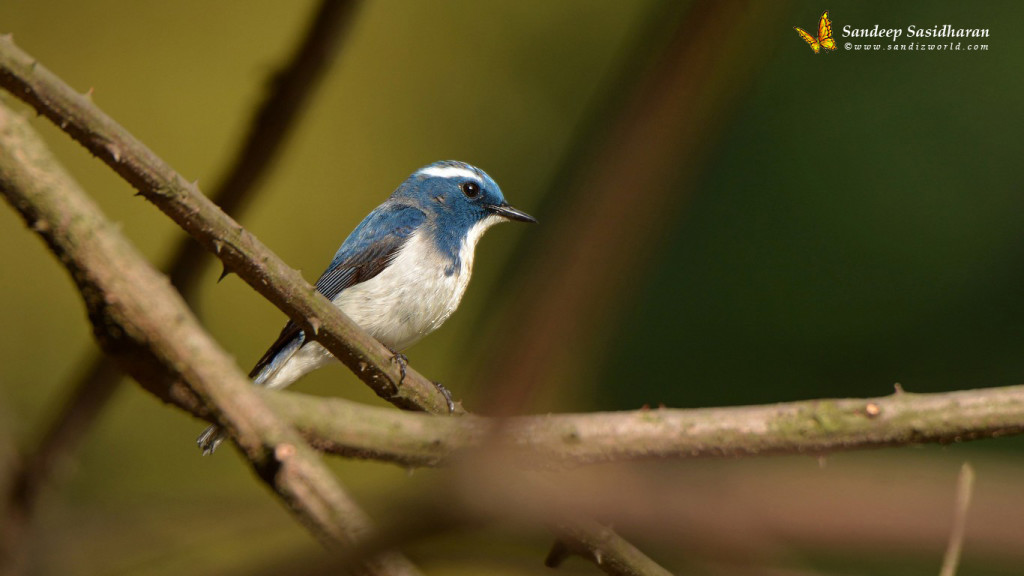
[546,519,674,576]
[0,100,421,576]
[939,463,975,576]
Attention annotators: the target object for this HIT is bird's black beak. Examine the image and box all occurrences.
[485,202,537,224]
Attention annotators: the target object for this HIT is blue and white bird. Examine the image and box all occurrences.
[198,160,535,454]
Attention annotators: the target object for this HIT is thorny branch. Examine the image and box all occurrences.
[4,5,1021,574]
[0,1,361,568]
[0,32,453,416]
[0,32,672,576]
[0,99,422,576]
[150,377,1024,469]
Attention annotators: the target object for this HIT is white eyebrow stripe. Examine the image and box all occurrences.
[417,165,481,181]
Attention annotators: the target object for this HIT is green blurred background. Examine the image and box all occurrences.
[2,1,1023,574]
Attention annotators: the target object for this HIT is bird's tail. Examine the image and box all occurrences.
[196,331,306,455]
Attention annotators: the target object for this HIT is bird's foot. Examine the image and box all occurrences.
[387,347,409,384]
[386,347,454,413]
[196,425,226,455]
[432,380,456,414]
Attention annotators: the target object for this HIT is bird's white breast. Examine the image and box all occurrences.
[334,217,501,351]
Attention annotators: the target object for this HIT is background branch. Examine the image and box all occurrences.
[168,0,361,302]
[0,100,420,576]
[0,355,120,571]
[472,0,787,414]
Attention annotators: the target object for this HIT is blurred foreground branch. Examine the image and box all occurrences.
[227,453,1024,574]
[0,100,421,575]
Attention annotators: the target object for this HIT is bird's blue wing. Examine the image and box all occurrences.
[249,202,426,380]
[315,202,426,300]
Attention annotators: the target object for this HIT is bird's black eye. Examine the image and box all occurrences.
[461,181,480,198]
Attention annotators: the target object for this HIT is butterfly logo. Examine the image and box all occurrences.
[794,11,836,54]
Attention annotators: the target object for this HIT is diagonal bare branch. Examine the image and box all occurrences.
[0,2,363,566]
[0,35,673,576]
[0,33,452,416]
[0,99,421,575]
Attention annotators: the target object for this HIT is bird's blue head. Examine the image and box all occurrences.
[395,160,536,228]
[391,160,535,273]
